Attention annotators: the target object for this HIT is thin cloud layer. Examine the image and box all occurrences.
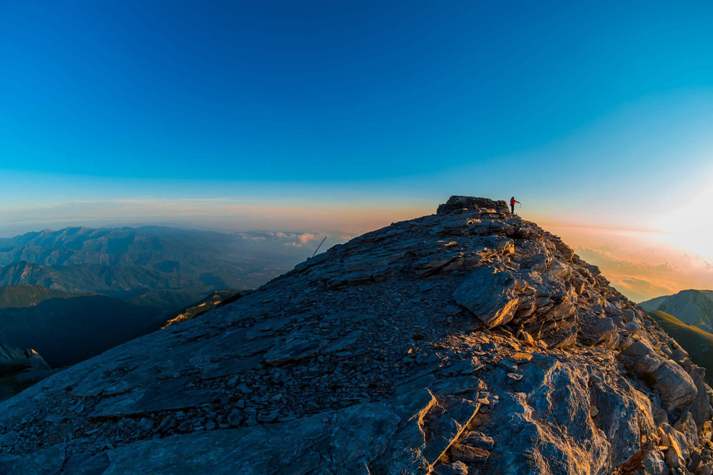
[545,222,713,302]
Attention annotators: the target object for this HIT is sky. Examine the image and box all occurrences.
[2,1,713,300]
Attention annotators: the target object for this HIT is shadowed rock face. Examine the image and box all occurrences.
[0,345,49,375]
[0,197,712,474]
[0,344,52,401]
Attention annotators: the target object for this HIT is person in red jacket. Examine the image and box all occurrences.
[510,196,520,214]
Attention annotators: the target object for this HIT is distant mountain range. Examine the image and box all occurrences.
[639,289,713,332]
[0,226,323,299]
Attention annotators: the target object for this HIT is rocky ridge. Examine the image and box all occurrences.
[0,196,711,474]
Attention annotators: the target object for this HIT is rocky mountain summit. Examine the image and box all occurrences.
[0,196,712,474]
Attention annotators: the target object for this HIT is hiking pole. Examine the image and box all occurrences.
[312,236,327,257]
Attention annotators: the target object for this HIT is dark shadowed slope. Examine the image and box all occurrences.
[0,296,162,367]
[0,197,711,474]
[640,289,713,332]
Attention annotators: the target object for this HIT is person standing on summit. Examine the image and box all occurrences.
[510,196,520,214]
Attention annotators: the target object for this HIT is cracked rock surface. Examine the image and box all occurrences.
[0,196,712,474]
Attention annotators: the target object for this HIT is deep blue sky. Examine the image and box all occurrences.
[2,1,713,229]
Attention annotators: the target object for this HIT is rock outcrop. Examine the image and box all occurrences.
[0,344,52,401]
[0,196,712,474]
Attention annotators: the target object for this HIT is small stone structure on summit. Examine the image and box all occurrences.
[0,196,711,474]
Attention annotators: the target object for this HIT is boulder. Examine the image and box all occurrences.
[621,340,698,412]
[653,361,698,412]
[453,267,522,328]
[581,316,619,347]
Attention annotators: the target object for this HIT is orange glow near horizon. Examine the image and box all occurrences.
[542,221,713,302]
[0,198,711,302]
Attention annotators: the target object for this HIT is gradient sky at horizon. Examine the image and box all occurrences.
[3,1,713,299]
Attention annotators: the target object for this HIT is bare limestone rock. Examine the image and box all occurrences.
[0,196,711,474]
[453,267,523,328]
[621,339,699,412]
